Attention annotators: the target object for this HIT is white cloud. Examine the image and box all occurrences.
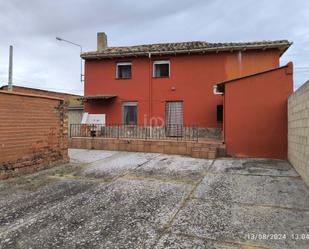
[0,0,308,93]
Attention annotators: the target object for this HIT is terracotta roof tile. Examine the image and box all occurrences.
[81,40,292,59]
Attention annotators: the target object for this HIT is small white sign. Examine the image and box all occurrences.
[81,113,106,125]
[88,114,106,125]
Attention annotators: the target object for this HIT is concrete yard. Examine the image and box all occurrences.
[0,149,309,248]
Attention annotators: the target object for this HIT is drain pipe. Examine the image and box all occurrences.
[148,52,152,130]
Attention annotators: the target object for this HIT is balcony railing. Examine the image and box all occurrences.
[70,124,199,141]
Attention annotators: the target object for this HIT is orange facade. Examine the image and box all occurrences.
[223,63,293,159]
[84,49,281,127]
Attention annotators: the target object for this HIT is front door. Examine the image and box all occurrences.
[165,101,183,137]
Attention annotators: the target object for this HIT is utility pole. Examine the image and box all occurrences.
[8,45,13,91]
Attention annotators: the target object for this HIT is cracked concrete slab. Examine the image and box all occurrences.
[132,155,213,182]
[69,149,118,163]
[155,233,243,249]
[1,149,309,249]
[210,158,299,177]
[0,178,191,249]
[195,173,309,209]
[81,152,158,179]
[171,199,309,249]
[0,180,97,231]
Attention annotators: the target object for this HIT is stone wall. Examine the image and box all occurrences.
[288,80,309,186]
[0,90,69,179]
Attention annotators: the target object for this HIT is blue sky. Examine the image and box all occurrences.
[0,0,308,94]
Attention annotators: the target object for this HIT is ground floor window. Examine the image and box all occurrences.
[122,102,138,125]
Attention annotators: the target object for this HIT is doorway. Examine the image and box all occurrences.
[165,101,183,137]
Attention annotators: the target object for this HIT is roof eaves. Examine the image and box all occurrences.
[81,41,292,60]
[278,41,293,57]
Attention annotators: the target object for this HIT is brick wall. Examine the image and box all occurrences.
[0,90,69,179]
[288,80,309,186]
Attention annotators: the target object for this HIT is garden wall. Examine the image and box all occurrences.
[0,90,69,179]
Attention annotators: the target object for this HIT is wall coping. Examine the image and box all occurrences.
[0,90,64,101]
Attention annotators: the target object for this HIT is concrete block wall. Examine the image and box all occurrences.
[0,90,69,179]
[288,80,309,186]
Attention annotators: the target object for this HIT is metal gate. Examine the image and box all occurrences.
[165,101,183,137]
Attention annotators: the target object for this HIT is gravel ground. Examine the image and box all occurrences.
[0,149,309,249]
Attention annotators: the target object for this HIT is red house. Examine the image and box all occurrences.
[81,33,293,159]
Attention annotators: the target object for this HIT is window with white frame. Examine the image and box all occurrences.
[122,102,138,125]
[116,62,132,79]
[153,60,170,78]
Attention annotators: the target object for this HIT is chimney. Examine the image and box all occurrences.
[97,32,107,51]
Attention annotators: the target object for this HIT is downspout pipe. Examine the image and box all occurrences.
[223,94,225,144]
[148,52,152,126]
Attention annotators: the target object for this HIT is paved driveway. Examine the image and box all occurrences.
[1,149,309,248]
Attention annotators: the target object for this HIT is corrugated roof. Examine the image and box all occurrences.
[81,40,292,60]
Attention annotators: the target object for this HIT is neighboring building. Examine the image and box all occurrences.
[80,33,293,159]
[0,85,84,135]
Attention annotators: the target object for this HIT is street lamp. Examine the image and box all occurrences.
[56,37,84,82]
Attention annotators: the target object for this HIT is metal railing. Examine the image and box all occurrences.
[70,124,199,141]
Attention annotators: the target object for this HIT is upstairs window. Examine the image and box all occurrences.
[116,62,132,79]
[153,60,170,78]
[122,102,137,125]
